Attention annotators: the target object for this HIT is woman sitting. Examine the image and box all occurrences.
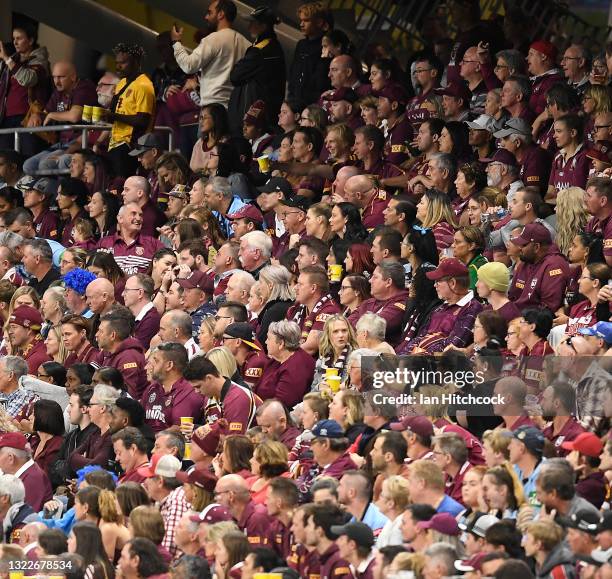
[256,321,316,408]
[517,307,554,393]
[344,244,375,278]
[128,505,172,564]
[445,310,507,357]
[98,489,130,563]
[175,467,215,511]
[62,315,99,366]
[305,203,332,241]
[44,324,68,364]
[255,265,294,347]
[416,188,458,253]
[339,274,371,317]
[376,475,411,548]
[481,464,530,522]
[565,263,610,336]
[328,389,366,443]
[37,360,67,387]
[40,286,68,339]
[355,313,395,355]
[67,521,115,579]
[451,226,488,290]
[214,530,250,579]
[214,434,254,480]
[247,440,290,504]
[206,346,247,387]
[28,399,65,472]
[330,202,368,243]
[453,162,487,225]
[311,314,358,392]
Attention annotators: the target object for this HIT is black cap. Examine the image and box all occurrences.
[559,509,601,535]
[598,511,612,533]
[247,6,280,25]
[279,195,310,213]
[129,133,164,156]
[223,322,261,351]
[257,177,294,199]
[330,522,375,548]
[33,177,59,197]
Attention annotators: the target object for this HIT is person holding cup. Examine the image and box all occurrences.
[311,314,358,393]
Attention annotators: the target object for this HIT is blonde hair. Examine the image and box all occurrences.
[525,520,565,551]
[129,506,165,544]
[383,475,411,511]
[338,390,364,427]
[555,187,589,257]
[585,84,611,114]
[99,489,121,523]
[421,190,458,230]
[187,484,214,511]
[47,324,68,364]
[205,521,240,544]
[483,429,513,460]
[253,440,289,478]
[199,315,216,338]
[206,346,237,378]
[318,314,358,359]
[410,459,445,491]
[417,384,452,419]
[392,552,426,575]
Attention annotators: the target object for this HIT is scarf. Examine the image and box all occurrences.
[290,293,333,328]
[322,344,351,376]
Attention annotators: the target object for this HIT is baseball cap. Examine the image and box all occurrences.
[189,503,233,524]
[9,305,43,331]
[477,262,510,293]
[176,270,214,292]
[560,509,601,535]
[375,83,409,106]
[33,177,59,197]
[247,6,280,25]
[434,81,471,103]
[329,522,375,548]
[586,141,612,166]
[561,432,603,457]
[15,175,36,193]
[493,117,532,138]
[175,466,217,492]
[390,415,434,439]
[312,419,345,439]
[512,425,545,456]
[325,87,359,104]
[481,148,518,167]
[244,100,267,127]
[466,114,496,132]
[530,40,558,62]
[257,177,294,198]
[598,512,612,533]
[417,513,460,536]
[455,552,488,573]
[137,453,182,479]
[279,195,311,213]
[458,513,499,538]
[426,258,469,280]
[0,432,29,451]
[167,184,190,200]
[579,321,612,345]
[129,133,164,156]
[227,204,264,224]
[510,223,552,247]
[223,322,261,350]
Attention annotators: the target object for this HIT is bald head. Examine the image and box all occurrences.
[333,166,362,199]
[493,377,527,412]
[160,309,192,342]
[52,61,77,92]
[215,474,250,500]
[19,522,46,547]
[85,278,116,314]
[330,55,359,88]
[123,176,151,205]
[344,174,376,207]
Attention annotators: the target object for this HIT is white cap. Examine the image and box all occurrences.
[154,454,181,478]
[466,114,496,132]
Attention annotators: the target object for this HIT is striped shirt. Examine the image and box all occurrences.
[97,233,165,276]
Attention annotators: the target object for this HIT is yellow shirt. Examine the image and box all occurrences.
[109,73,155,150]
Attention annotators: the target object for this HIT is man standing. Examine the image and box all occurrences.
[22,240,61,296]
[172,0,249,108]
[406,55,442,127]
[527,40,564,116]
[7,307,51,374]
[561,44,590,96]
[98,43,155,178]
[121,176,165,237]
[97,203,164,276]
[142,343,203,434]
[124,274,160,350]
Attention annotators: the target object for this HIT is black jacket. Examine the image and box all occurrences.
[288,35,330,105]
[256,299,293,348]
[229,33,286,136]
[49,422,99,488]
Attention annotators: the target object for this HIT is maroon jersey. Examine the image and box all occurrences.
[519,144,552,194]
[45,78,98,143]
[242,349,269,390]
[142,378,205,433]
[348,290,409,347]
[140,199,166,238]
[319,543,352,579]
[238,500,273,548]
[119,461,149,484]
[61,210,87,247]
[405,89,438,131]
[64,341,100,368]
[543,417,586,457]
[586,214,612,261]
[548,145,591,196]
[33,208,59,240]
[272,228,306,259]
[20,337,51,375]
[19,460,53,512]
[288,544,320,579]
[519,339,554,390]
[362,188,391,231]
[269,517,293,558]
[134,304,161,350]
[566,300,597,336]
[203,379,262,434]
[445,461,472,504]
[97,233,165,276]
[98,337,148,400]
[384,115,413,166]
[287,294,341,342]
[510,247,569,313]
[363,158,403,183]
[255,348,316,408]
[529,69,564,116]
[484,301,522,325]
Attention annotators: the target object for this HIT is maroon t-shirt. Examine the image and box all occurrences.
[61,210,87,247]
[238,500,273,548]
[19,461,53,512]
[22,338,52,375]
[384,115,414,166]
[548,145,591,196]
[519,144,552,194]
[142,378,204,433]
[140,199,166,238]
[542,417,585,457]
[586,214,612,260]
[529,69,565,116]
[45,79,98,143]
[33,208,60,241]
[97,337,148,399]
[134,305,161,350]
[362,189,391,231]
[97,233,165,276]
[242,349,270,391]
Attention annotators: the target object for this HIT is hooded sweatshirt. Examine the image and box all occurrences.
[98,337,148,399]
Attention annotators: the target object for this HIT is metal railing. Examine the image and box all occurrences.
[0,124,174,154]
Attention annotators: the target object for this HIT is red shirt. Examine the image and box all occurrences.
[548,145,591,195]
[119,461,150,484]
[242,349,270,391]
[97,232,165,276]
[287,297,341,342]
[45,79,98,143]
[142,378,205,433]
[64,341,100,368]
[384,115,413,166]
[21,338,51,375]
[98,337,148,399]
[203,379,262,434]
[319,543,352,579]
[19,460,53,512]
[519,144,552,194]
[445,461,472,505]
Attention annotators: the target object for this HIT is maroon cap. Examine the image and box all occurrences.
[455,552,488,573]
[417,513,460,536]
[0,432,29,451]
[177,270,214,293]
[390,415,434,439]
[510,223,552,247]
[227,204,264,224]
[481,148,518,168]
[175,466,217,492]
[561,432,603,457]
[375,83,409,106]
[586,141,612,165]
[192,419,227,456]
[9,305,43,331]
[325,87,359,104]
[243,100,267,127]
[530,40,558,62]
[426,258,469,280]
[434,81,471,103]
[189,503,233,525]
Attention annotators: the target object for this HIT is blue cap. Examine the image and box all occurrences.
[311,419,344,439]
[512,425,545,456]
[579,322,612,345]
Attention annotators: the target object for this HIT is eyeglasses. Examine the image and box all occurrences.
[414,68,432,74]
[595,125,611,130]
[280,211,301,218]
[214,490,230,498]
[37,372,49,379]
[339,285,353,292]
[122,288,141,293]
[214,315,232,321]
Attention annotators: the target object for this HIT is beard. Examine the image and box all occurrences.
[487,173,501,187]
[98,93,113,108]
